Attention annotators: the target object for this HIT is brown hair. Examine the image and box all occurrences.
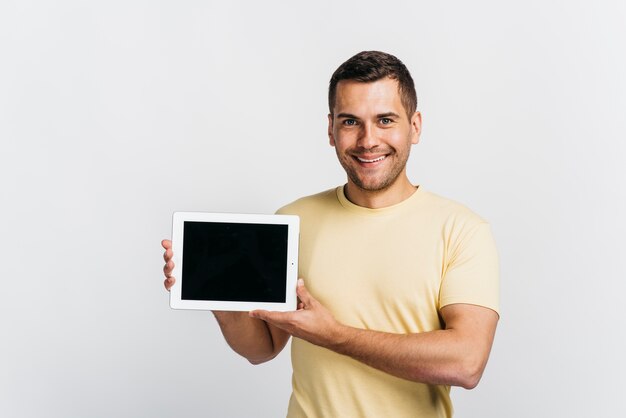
[328,51,417,117]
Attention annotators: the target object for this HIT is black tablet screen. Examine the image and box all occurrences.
[181,221,288,303]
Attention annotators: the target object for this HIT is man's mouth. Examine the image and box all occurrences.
[355,155,386,163]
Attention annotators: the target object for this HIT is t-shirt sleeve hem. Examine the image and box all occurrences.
[439,297,500,317]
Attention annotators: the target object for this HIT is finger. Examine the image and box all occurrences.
[163,248,173,262]
[163,260,174,277]
[164,277,176,291]
[161,239,172,250]
[250,309,290,323]
[295,279,314,307]
[249,310,268,322]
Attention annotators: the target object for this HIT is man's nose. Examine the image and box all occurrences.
[357,122,380,149]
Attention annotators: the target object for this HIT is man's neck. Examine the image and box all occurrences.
[344,177,417,209]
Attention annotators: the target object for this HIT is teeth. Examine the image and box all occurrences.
[357,155,386,163]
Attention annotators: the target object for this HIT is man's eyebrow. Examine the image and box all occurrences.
[377,112,401,119]
[335,112,401,119]
[335,113,360,119]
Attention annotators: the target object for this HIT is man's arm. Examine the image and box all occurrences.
[162,239,290,364]
[250,279,498,388]
[212,311,291,364]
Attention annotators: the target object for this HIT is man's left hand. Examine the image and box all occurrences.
[249,279,345,348]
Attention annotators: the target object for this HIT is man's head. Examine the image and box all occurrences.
[328,51,417,118]
[327,52,422,203]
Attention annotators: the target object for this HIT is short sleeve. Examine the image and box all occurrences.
[439,222,500,315]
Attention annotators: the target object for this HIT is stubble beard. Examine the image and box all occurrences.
[337,149,410,193]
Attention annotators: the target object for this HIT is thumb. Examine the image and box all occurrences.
[296,279,314,307]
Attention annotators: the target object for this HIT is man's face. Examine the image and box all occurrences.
[328,78,421,193]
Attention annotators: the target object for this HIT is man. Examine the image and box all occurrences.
[162,51,499,417]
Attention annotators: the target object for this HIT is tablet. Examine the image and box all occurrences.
[169,212,299,312]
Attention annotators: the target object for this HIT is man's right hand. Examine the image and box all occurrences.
[162,239,175,291]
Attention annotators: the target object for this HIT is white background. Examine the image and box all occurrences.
[1,1,625,417]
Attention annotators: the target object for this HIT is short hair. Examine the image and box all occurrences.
[328,51,417,117]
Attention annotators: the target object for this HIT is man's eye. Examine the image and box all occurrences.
[343,119,357,126]
[380,118,393,125]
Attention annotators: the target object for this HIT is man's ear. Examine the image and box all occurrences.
[410,111,422,145]
[328,113,336,147]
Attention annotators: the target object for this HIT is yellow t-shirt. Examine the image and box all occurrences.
[277,186,499,418]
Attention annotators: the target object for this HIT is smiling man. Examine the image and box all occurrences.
[163,51,499,417]
[329,75,420,208]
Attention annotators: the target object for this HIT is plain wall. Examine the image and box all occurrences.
[1,1,625,417]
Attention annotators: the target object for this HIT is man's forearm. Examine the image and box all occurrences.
[327,325,486,389]
[212,311,286,364]
[250,280,499,389]
[250,284,499,387]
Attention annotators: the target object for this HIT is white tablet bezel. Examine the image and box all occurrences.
[169,211,299,312]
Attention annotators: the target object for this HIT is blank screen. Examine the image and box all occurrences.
[181,221,288,303]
